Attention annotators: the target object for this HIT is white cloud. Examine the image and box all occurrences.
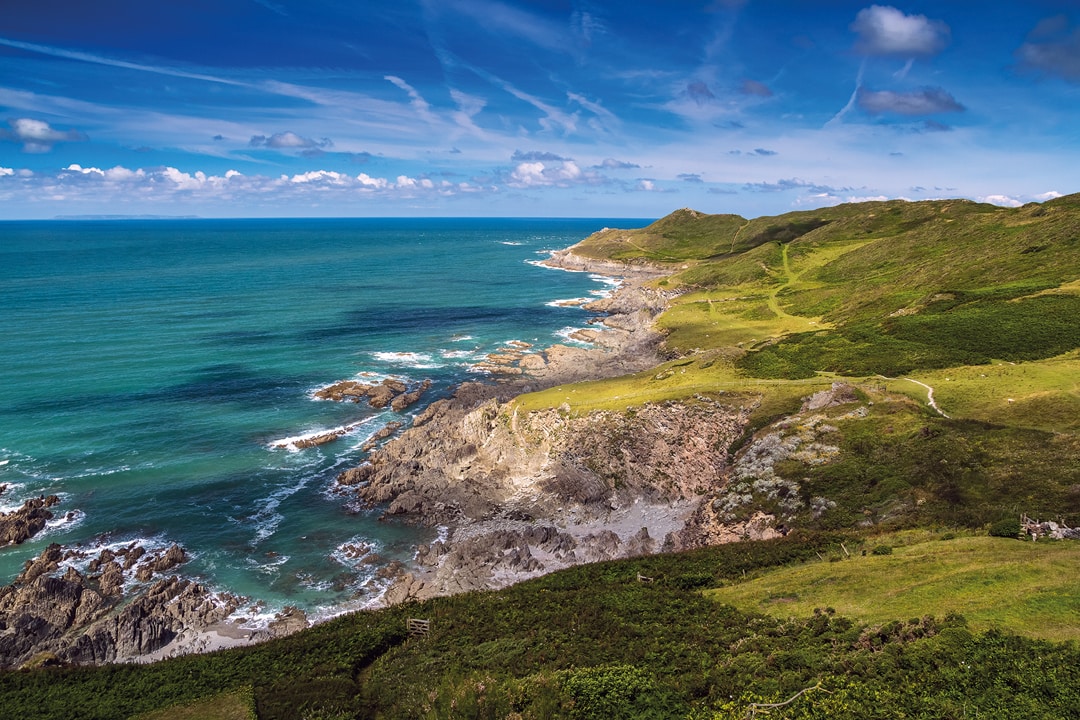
[851,5,950,57]
[104,166,145,181]
[507,160,593,188]
[0,167,14,177]
[2,118,87,152]
[357,173,389,189]
[290,170,350,184]
[980,194,1023,207]
[66,164,100,175]
[1035,190,1063,201]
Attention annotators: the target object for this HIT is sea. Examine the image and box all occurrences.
[0,217,649,622]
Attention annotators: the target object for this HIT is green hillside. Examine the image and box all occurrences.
[527,195,1080,434]
[5,533,1080,719]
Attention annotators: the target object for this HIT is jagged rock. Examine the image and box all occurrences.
[0,541,246,668]
[97,561,125,597]
[801,382,861,412]
[623,527,656,557]
[362,422,403,452]
[519,353,547,371]
[315,378,429,412]
[0,494,61,546]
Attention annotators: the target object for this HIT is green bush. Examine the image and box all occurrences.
[871,545,893,556]
[989,518,1022,539]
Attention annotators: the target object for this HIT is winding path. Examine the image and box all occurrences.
[877,375,950,418]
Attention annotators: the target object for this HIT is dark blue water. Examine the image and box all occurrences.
[0,217,648,619]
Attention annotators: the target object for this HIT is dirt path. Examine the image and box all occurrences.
[877,375,950,418]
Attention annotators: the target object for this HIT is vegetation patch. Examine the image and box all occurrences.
[706,535,1080,642]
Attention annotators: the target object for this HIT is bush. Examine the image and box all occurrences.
[871,545,893,556]
[988,518,1022,539]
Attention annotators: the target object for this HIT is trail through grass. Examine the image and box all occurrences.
[903,352,1080,433]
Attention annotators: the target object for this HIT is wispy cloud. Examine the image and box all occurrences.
[0,37,245,87]
[857,87,965,115]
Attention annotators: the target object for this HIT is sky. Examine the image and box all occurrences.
[0,1,1078,219]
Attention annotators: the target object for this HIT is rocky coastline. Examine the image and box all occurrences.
[0,537,309,669]
[333,249,774,604]
[0,245,790,668]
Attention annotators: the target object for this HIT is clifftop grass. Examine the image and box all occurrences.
[706,533,1080,642]
[522,194,1080,434]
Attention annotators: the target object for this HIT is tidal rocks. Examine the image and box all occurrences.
[0,541,244,668]
[0,494,61,547]
[314,378,430,411]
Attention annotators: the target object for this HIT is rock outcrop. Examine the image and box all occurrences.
[330,269,766,601]
[314,378,431,411]
[0,493,62,547]
[0,541,270,668]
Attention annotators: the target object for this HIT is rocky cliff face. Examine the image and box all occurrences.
[330,268,766,601]
[339,385,756,600]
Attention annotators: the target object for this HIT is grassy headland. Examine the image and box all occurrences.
[4,196,1079,718]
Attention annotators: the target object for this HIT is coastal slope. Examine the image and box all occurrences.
[337,195,1080,603]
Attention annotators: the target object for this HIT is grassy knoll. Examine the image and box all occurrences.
[4,533,1080,718]
[706,534,1080,642]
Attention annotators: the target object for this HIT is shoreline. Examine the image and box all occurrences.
[336,247,731,606]
[0,245,706,668]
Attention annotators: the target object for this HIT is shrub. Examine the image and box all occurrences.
[871,545,893,556]
[988,518,1022,539]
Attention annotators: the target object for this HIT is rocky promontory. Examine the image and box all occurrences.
[332,256,771,602]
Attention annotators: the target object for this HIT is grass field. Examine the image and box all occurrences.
[706,534,1080,642]
[133,688,253,720]
[511,353,840,417]
[904,352,1080,433]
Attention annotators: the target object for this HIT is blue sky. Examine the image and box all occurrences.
[0,1,1077,219]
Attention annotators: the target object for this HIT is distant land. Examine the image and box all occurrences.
[53,214,202,220]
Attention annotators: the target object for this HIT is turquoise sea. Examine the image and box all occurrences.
[0,218,648,621]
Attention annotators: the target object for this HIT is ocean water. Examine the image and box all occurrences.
[0,217,648,620]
